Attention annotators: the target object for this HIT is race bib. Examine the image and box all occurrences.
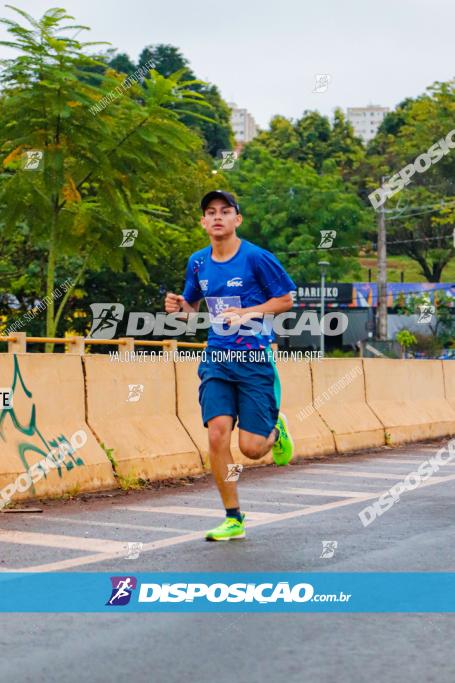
[205,296,242,323]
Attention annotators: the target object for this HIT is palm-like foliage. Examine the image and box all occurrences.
[0,6,209,346]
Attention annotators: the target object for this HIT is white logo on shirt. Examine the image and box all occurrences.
[199,279,208,292]
[227,277,243,287]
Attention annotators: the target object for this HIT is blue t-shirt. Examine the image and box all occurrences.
[182,239,296,350]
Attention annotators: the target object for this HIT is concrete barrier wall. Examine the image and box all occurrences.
[443,361,455,412]
[311,359,385,452]
[363,359,455,444]
[0,353,116,505]
[2,353,455,506]
[277,358,335,458]
[84,355,203,481]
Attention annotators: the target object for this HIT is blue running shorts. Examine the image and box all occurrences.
[197,348,281,437]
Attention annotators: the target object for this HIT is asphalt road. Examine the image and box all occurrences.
[1,440,454,683]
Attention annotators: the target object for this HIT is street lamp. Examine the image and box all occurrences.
[318,261,330,357]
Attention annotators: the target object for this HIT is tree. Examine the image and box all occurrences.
[246,109,364,179]
[64,157,211,341]
[107,51,136,76]
[0,6,208,349]
[137,44,233,155]
[251,115,300,160]
[362,82,455,282]
[138,44,188,77]
[228,147,369,283]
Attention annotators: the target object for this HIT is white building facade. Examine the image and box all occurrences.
[228,102,259,144]
[347,105,389,144]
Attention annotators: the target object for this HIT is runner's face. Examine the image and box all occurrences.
[201,198,242,239]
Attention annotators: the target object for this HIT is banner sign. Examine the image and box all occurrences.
[294,283,455,308]
[1,572,455,612]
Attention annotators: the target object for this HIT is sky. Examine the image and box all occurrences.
[0,0,453,128]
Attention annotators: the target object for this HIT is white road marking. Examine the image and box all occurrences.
[369,458,455,466]
[5,455,455,573]
[3,494,379,572]
[260,486,382,498]
[0,530,126,553]
[300,468,451,481]
[29,515,190,534]
[116,505,280,520]
[6,531,206,572]
[192,494,309,509]
[281,478,382,489]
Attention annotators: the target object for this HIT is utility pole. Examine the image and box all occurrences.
[377,179,387,340]
[318,261,329,357]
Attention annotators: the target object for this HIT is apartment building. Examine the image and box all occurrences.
[347,105,389,143]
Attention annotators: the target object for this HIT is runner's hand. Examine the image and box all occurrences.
[165,292,185,313]
[219,306,242,326]
[220,306,263,327]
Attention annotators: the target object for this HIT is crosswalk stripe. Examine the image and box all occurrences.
[6,495,377,573]
[369,458,455,466]
[5,454,455,573]
[260,486,381,498]
[5,531,206,573]
[33,515,190,534]
[0,530,126,553]
[301,468,451,481]
[283,477,382,489]
[117,505,280,520]
[192,494,309,509]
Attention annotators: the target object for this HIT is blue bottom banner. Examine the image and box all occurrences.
[0,572,454,612]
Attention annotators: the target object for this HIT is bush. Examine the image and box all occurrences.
[411,332,444,357]
[396,329,417,350]
[326,348,357,358]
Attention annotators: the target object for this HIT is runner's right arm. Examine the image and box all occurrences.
[164,254,204,315]
[165,293,201,314]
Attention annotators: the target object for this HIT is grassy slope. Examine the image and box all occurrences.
[344,255,455,283]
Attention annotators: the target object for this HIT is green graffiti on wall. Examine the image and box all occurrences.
[0,355,84,490]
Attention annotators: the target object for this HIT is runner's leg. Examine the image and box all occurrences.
[238,428,276,460]
[236,352,280,460]
[207,415,239,509]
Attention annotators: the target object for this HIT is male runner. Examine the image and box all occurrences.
[165,190,296,541]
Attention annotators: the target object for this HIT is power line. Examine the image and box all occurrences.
[387,205,455,221]
[385,199,455,216]
[277,232,455,257]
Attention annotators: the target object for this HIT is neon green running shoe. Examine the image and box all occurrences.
[272,412,295,466]
[205,514,246,542]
